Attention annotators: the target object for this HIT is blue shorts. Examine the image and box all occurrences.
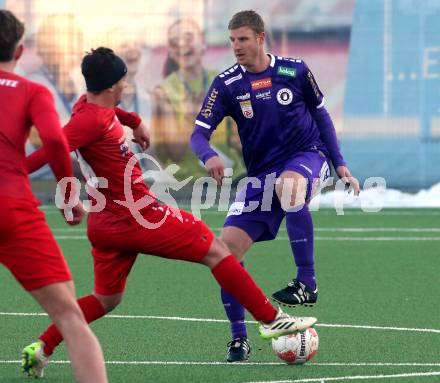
[224,151,330,242]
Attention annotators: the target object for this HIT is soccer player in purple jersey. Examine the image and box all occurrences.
[191,10,360,362]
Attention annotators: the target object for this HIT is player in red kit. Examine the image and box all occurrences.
[0,10,107,383]
[23,47,317,376]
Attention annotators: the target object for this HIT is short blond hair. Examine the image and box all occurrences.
[228,10,265,34]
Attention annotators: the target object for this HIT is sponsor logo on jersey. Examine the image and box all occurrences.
[255,90,271,100]
[119,140,130,157]
[276,88,293,105]
[251,77,272,90]
[277,66,296,77]
[307,71,323,100]
[236,92,250,101]
[201,88,218,119]
[0,78,18,87]
[239,100,254,119]
[224,73,242,86]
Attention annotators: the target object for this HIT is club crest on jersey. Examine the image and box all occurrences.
[276,88,293,105]
[239,100,254,119]
[251,77,272,91]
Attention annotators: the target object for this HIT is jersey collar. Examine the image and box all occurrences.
[239,53,276,73]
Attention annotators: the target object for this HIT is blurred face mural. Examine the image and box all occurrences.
[36,13,83,101]
[118,41,142,81]
[167,18,204,74]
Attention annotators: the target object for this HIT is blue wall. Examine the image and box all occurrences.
[342,0,440,189]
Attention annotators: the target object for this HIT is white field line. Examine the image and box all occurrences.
[314,228,440,232]
[1,312,439,334]
[310,237,440,241]
[246,371,440,383]
[40,208,440,217]
[53,235,440,241]
[50,227,440,233]
[311,211,440,216]
[1,360,440,367]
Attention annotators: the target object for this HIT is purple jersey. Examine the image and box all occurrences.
[192,54,336,176]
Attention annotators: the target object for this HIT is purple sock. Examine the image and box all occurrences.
[285,204,316,290]
[221,262,247,340]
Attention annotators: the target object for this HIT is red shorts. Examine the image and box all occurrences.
[87,204,214,295]
[0,198,72,291]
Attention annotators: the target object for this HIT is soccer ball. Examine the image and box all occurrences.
[271,327,319,364]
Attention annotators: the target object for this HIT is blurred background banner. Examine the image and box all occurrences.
[5,0,354,188]
[8,1,439,191]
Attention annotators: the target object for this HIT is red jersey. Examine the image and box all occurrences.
[0,70,72,201]
[27,95,149,226]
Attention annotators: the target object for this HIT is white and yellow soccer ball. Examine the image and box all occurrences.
[271,327,319,364]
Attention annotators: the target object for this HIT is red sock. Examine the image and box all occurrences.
[40,295,106,356]
[211,255,277,323]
